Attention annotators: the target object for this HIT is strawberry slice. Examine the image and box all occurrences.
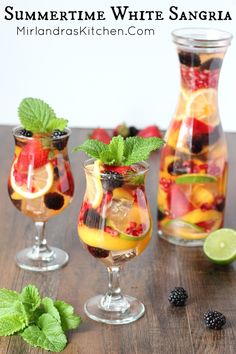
[103,165,133,175]
[168,184,194,218]
[16,140,49,171]
[185,118,214,135]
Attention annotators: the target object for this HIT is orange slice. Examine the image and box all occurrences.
[11,160,53,199]
[85,160,103,208]
[185,88,218,126]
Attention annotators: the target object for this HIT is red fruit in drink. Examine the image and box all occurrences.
[89,128,110,144]
[168,184,194,218]
[103,165,133,175]
[138,125,162,138]
[181,66,220,90]
[58,162,74,197]
[185,118,214,135]
[16,140,49,171]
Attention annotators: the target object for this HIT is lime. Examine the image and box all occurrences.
[176,174,216,184]
[203,228,236,265]
[163,219,207,240]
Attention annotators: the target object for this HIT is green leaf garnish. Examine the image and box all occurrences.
[54,300,82,331]
[0,284,81,352]
[74,135,164,166]
[21,313,67,352]
[18,97,68,133]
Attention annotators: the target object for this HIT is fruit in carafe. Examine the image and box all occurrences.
[158,43,229,243]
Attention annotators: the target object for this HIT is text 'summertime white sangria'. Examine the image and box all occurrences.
[8,98,74,271]
[75,135,163,324]
[157,28,233,246]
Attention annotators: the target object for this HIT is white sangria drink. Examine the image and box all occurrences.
[157,28,232,246]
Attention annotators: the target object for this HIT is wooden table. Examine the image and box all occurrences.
[0,126,236,354]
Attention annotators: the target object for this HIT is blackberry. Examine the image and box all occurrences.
[101,171,123,192]
[204,310,226,330]
[157,209,166,221]
[83,208,104,229]
[19,129,33,137]
[209,126,221,145]
[129,126,139,137]
[87,246,109,258]
[168,287,188,306]
[167,160,187,176]
[178,52,201,67]
[187,136,203,154]
[200,58,223,71]
[44,192,64,210]
[52,130,68,151]
[215,197,225,212]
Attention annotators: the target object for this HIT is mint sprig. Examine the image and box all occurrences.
[18,97,68,133]
[73,135,164,165]
[0,285,81,352]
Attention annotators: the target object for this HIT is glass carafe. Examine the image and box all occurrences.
[157,28,233,246]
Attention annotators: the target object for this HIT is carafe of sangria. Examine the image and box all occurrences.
[157,28,233,246]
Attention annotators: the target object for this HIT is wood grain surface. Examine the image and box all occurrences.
[0,126,236,354]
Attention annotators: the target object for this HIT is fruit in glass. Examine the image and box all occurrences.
[8,127,74,271]
[78,159,152,324]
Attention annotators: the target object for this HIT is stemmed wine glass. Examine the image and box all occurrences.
[8,127,74,271]
[78,158,152,324]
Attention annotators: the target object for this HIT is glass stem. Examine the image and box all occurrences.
[30,222,54,260]
[101,266,130,312]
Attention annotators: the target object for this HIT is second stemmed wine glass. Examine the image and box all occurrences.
[8,127,74,271]
[78,158,152,324]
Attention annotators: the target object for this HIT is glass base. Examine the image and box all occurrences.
[84,294,145,325]
[158,230,205,247]
[15,247,69,272]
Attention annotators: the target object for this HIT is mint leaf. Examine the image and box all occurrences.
[74,135,164,166]
[21,313,67,352]
[46,117,68,132]
[42,297,61,323]
[54,300,82,331]
[20,285,41,314]
[0,289,20,314]
[0,302,28,335]
[18,97,68,133]
[100,136,124,165]
[73,139,107,159]
[123,137,164,165]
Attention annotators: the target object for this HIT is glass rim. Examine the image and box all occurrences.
[12,126,72,140]
[83,158,149,179]
[172,27,233,48]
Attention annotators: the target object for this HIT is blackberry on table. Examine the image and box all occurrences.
[101,171,123,192]
[44,192,64,210]
[19,129,33,137]
[168,287,188,306]
[129,126,139,137]
[52,130,67,151]
[204,310,226,330]
[87,246,109,258]
[83,208,104,229]
[178,52,201,67]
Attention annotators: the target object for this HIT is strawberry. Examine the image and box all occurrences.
[103,165,133,175]
[185,118,214,135]
[16,140,49,171]
[138,125,162,138]
[168,184,194,218]
[58,161,74,197]
[181,66,220,91]
[89,128,110,144]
